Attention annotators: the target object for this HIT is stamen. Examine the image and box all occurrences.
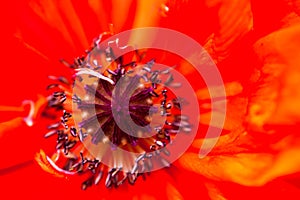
[44,130,57,138]
[76,68,115,85]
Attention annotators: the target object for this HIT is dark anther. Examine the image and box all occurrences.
[74,56,85,67]
[143,66,151,73]
[56,130,67,143]
[87,159,100,174]
[162,148,170,156]
[64,140,77,150]
[94,171,103,185]
[152,82,157,89]
[164,74,174,86]
[56,141,64,150]
[58,76,69,85]
[149,90,159,97]
[150,145,157,151]
[44,130,57,138]
[170,82,182,88]
[53,91,65,97]
[105,168,116,188]
[81,176,94,190]
[46,84,59,90]
[61,110,72,129]
[172,97,184,109]
[127,173,137,185]
[146,59,155,68]
[80,152,86,164]
[131,163,138,174]
[60,59,74,68]
[150,71,159,83]
[161,68,171,74]
[122,61,137,68]
[107,69,118,76]
[78,129,88,142]
[72,94,82,104]
[145,158,153,173]
[136,153,146,162]
[159,157,170,168]
[70,127,77,137]
[105,47,116,62]
[141,75,148,82]
[47,122,60,129]
[48,91,66,108]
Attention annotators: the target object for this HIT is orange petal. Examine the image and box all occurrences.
[29,0,76,50]
[166,183,184,200]
[111,0,134,32]
[0,96,48,169]
[179,133,300,187]
[197,82,246,132]
[204,0,253,63]
[204,182,227,200]
[129,0,167,45]
[247,23,300,131]
[132,0,166,28]
[87,0,110,31]
[57,0,89,49]
[0,117,25,139]
[196,81,243,100]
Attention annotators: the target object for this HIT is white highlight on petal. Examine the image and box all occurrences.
[93,59,98,66]
[22,100,34,127]
[46,155,76,175]
[76,68,115,85]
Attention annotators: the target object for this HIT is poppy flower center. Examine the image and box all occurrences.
[41,34,191,189]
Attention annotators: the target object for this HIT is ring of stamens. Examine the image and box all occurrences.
[39,34,191,190]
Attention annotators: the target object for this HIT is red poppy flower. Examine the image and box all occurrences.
[1,0,300,200]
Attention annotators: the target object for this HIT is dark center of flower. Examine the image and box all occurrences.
[78,73,154,147]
